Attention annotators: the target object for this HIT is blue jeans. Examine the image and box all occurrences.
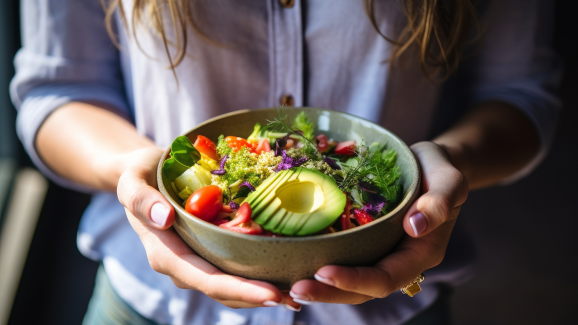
[83,265,452,325]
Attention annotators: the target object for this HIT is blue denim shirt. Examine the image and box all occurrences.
[11,0,560,324]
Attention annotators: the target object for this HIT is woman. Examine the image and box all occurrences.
[11,0,559,324]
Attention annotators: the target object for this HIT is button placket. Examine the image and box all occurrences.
[267,0,304,108]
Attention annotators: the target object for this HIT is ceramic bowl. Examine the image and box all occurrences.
[157,107,421,290]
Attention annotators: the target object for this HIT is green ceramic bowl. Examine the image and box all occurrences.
[157,108,421,290]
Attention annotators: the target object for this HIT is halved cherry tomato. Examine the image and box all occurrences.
[353,209,374,226]
[226,221,263,234]
[335,140,356,155]
[255,138,271,154]
[185,185,223,221]
[225,136,254,152]
[316,134,328,152]
[219,202,263,234]
[193,135,220,161]
[210,219,228,226]
[219,202,251,227]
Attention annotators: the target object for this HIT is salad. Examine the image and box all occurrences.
[162,109,403,236]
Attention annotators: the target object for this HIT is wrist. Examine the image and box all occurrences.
[93,146,164,192]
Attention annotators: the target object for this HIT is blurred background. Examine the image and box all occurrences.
[0,1,576,324]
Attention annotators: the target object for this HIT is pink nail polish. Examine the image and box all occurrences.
[151,203,169,227]
[314,274,335,286]
[409,212,428,236]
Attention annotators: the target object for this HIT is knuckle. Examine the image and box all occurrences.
[422,193,451,223]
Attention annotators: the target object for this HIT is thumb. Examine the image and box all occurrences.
[404,142,468,237]
[118,165,175,229]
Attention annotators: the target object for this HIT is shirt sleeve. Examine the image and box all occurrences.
[464,0,562,183]
[10,0,130,192]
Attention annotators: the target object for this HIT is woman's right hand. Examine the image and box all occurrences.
[116,147,301,310]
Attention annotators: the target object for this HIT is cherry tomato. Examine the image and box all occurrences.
[225,136,254,152]
[218,202,263,234]
[193,135,220,161]
[225,221,263,234]
[335,140,356,155]
[185,185,223,221]
[316,134,328,152]
[255,138,271,154]
[219,202,251,227]
[353,209,374,226]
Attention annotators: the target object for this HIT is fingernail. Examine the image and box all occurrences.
[314,274,335,286]
[263,300,280,307]
[289,291,315,305]
[284,304,301,312]
[151,203,170,227]
[292,298,315,305]
[409,212,428,236]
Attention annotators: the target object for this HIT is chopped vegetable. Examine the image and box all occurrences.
[185,185,223,221]
[275,150,309,172]
[335,141,356,155]
[211,155,228,175]
[353,209,374,226]
[291,111,315,140]
[194,135,220,161]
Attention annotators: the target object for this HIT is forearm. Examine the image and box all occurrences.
[36,102,158,192]
[433,101,541,190]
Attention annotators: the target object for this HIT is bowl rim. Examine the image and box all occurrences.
[157,107,421,242]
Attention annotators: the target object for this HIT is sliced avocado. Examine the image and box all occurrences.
[245,170,286,206]
[254,197,282,225]
[252,170,301,216]
[251,168,346,236]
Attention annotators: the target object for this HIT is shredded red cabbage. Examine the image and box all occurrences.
[211,155,228,175]
[275,150,309,172]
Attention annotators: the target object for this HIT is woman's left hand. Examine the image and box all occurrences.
[289,141,469,304]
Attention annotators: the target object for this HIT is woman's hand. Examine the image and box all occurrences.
[289,141,469,304]
[116,147,301,310]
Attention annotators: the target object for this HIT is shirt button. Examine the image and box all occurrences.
[280,0,294,8]
[279,94,294,107]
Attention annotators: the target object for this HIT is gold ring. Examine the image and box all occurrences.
[400,273,425,297]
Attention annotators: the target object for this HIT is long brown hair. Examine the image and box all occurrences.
[103,0,480,81]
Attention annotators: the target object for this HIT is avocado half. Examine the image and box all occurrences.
[244,168,346,236]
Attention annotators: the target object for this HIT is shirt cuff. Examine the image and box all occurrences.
[16,82,130,192]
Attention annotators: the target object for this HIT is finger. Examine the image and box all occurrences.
[307,219,457,300]
[125,209,284,306]
[290,279,373,305]
[405,142,468,237]
[280,292,303,311]
[118,165,175,229]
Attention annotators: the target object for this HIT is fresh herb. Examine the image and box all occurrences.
[162,136,201,183]
[267,108,319,159]
[291,111,314,140]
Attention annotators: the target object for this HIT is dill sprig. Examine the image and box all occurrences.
[338,142,372,191]
[267,107,320,159]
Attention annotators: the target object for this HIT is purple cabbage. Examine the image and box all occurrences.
[275,150,309,172]
[229,201,239,211]
[358,182,387,216]
[239,181,256,192]
[210,155,228,175]
[323,155,341,170]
